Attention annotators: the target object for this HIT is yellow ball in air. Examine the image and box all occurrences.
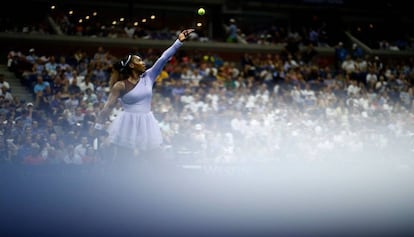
[198,8,205,16]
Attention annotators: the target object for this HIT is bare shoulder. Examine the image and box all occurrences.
[112,80,125,91]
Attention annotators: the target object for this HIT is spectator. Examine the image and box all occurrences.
[0,74,11,92]
[44,55,58,77]
[73,136,89,165]
[78,74,95,92]
[25,48,38,65]
[33,75,51,108]
[224,18,246,44]
[0,87,13,101]
[351,43,364,59]
[67,76,81,97]
[335,41,348,69]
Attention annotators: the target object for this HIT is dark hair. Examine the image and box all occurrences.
[109,54,132,88]
[113,54,133,75]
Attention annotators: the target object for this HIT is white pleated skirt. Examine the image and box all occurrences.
[107,110,163,150]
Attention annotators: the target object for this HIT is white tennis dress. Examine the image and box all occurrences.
[107,39,183,150]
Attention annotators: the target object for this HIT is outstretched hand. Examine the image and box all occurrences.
[178,29,195,42]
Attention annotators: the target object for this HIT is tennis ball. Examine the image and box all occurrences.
[198,8,205,16]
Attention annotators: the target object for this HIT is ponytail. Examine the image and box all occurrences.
[109,54,133,88]
[109,70,120,88]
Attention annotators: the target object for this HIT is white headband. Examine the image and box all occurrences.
[121,54,132,67]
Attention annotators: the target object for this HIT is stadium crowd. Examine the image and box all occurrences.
[1,37,413,168]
